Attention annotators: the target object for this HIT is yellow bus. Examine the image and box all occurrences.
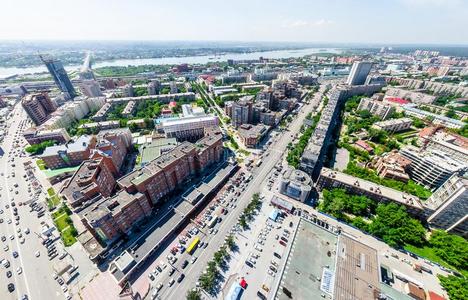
[186,236,200,255]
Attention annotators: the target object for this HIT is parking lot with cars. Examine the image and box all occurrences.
[0,104,69,300]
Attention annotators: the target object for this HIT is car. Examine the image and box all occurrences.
[273,252,281,259]
[17,267,22,275]
[245,260,254,268]
[12,251,18,258]
[148,273,155,281]
[24,228,30,235]
[61,286,68,292]
[59,252,68,260]
[168,267,175,276]
[269,265,277,273]
[6,271,12,278]
[279,240,287,247]
[21,295,28,300]
[35,251,40,257]
[168,278,175,287]
[190,256,197,264]
[248,257,256,265]
[271,260,279,267]
[177,274,185,283]
[7,219,11,224]
[181,260,189,269]
[52,273,58,280]
[280,236,288,243]
[155,282,163,291]
[255,244,263,252]
[3,245,8,251]
[7,283,14,293]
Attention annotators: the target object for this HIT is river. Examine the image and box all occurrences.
[0,47,343,78]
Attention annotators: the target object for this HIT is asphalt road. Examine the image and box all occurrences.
[154,91,321,300]
[0,103,64,300]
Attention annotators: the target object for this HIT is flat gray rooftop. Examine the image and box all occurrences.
[276,219,338,300]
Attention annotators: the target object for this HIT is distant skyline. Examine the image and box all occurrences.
[1,0,468,44]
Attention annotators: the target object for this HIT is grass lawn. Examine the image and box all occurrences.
[61,227,77,246]
[36,159,46,170]
[404,244,454,269]
[47,187,55,196]
[54,213,69,232]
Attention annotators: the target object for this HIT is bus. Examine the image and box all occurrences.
[186,236,200,255]
[208,216,218,228]
[256,159,263,167]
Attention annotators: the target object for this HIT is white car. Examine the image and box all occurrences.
[35,251,40,257]
[17,267,22,275]
[191,256,197,264]
[168,278,175,287]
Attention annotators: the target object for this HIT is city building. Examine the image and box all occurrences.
[353,140,373,153]
[80,191,152,244]
[372,118,413,133]
[316,168,425,216]
[229,96,254,128]
[92,103,113,121]
[421,130,468,165]
[425,173,467,237]
[40,55,77,99]
[60,157,118,208]
[121,101,136,118]
[147,80,160,95]
[373,151,411,182]
[279,168,312,202]
[79,80,103,97]
[160,115,219,142]
[22,92,56,125]
[357,98,395,120]
[117,133,223,206]
[23,128,71,145]
[139,138,178,166]
[385,87,436,104]
[95,128,133,172]
[237,123,269,148]
[123,84,134,97]
[346,61,373,85]
[40,135,97,170]
[400,145,467,190]
[403,104,465,129]
[300,88,347,180]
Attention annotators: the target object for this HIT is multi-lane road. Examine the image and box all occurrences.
[0,103,64,300]
[151,89,322,299]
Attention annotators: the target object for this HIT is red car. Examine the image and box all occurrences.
[279,240,287,247]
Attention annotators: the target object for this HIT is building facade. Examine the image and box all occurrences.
[22,92,57,125]
[357,98,395,120]
[425,174,468,237]
[279,168,312,202]
[346,61,373,85]
[40,55,77,99]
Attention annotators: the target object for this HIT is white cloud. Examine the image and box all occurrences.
[282,19,334,29]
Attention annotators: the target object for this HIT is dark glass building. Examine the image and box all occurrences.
[40,55,77,99]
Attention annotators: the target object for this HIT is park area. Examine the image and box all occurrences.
[51,204,78,246]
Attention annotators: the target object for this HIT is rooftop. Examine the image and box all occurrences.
[320,168,424,210]
[41,135,94,157]
[276,219,338,300]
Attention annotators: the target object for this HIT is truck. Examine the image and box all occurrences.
[256,159,263,167]
[208,216,218,228]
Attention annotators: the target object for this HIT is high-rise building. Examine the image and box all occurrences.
[346,61,373,85]
[231,96,254,128]
[400,146,467,190]
[40,55,77,99]
[425,174,468,237]
[21,92,57,125]
[147,80,160,95]
[79,80,103,97]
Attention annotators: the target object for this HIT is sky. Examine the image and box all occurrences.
[1,0,468,44]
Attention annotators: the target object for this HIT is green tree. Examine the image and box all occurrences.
[437,275,468,300]
[186,289,201,300]
[368,203,425,247]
